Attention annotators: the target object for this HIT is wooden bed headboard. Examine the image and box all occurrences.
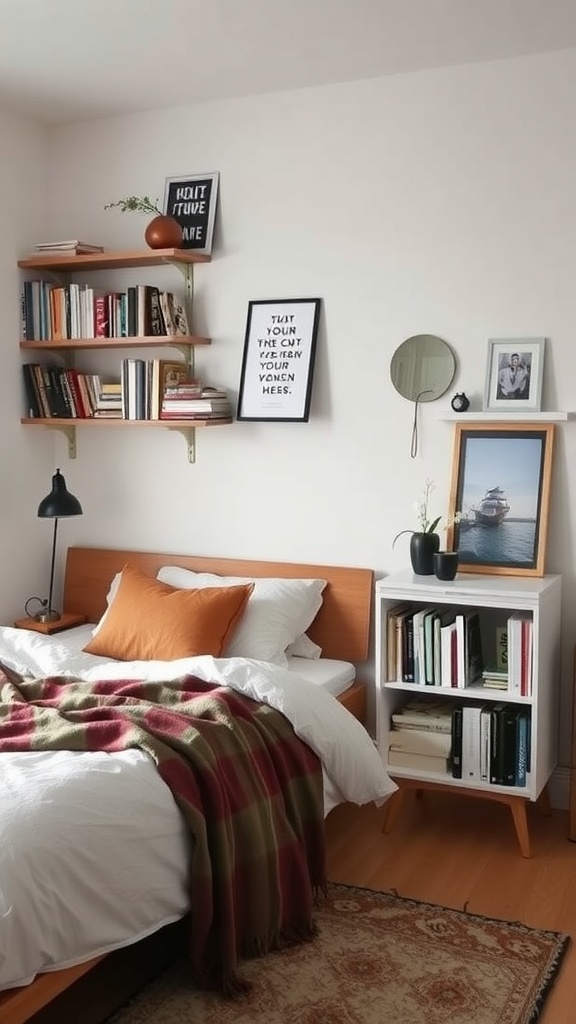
[63,547,374,663]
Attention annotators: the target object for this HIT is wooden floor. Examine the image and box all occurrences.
[325,793,576,1023]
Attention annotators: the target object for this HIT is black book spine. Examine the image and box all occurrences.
[149,287,164,336]
[490,705,506,785]
[41,366,59,417]
[501,708,519,787]
[22,363,41,417]
[451,706,463,779]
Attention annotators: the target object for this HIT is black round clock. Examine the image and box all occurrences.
[450,392,470,413]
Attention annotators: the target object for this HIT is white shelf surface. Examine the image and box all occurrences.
[437,411,575,421]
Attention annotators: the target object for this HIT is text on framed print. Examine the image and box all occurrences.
[163,172,219,254]
[237,298,321,421]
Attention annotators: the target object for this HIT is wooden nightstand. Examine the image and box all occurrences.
[13,612,87,635]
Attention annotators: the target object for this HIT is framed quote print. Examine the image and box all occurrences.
[163,172,219,254]
[237,298,321,421]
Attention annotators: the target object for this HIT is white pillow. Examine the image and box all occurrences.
[286,632,322,659]
[91,571,123,636]
[156,566,326,666]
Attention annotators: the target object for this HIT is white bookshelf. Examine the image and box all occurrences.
[375,569,562,856]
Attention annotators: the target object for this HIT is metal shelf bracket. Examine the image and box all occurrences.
[167,425,196,463]
[47,424,77,458]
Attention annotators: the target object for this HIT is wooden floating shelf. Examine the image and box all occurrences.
[21,417,232,428]
[20,336,211,351]
[20,415,232,464]
[17,249,211,272]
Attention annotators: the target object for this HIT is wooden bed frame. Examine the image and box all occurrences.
[0,547,374,1024]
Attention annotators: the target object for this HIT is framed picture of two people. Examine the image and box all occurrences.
[483,337,546,412]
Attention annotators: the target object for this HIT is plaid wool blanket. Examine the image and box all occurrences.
[0,668,326,992]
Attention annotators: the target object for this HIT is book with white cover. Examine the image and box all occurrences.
[391,698,457,733]
[461,704,483,781]
[389,726,452,757]
[388,748,450,773]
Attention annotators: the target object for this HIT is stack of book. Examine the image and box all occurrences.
[94,381,122,418]
[451,703,530,787]
[160,384,231,420]
[507,613,533,697]
[31,240,104,256]
[121,359,189,420]
[389,696,531,788]
[21,282,190,341]
[386,604,483,688]
[481,666,508,691]
[388,699,456,774]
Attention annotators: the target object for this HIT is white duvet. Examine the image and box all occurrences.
[0,625,396,991]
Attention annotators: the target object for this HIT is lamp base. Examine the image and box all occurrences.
[34,608,61,623]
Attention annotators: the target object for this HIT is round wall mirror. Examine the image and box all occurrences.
[390,334,456,403]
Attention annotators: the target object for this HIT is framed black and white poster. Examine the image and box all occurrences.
[483,337,546,412]
[163,172,219,254]
[237,298,321,421]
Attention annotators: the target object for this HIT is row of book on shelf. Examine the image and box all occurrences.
[22,360,231,422]
[386,603,533,697]
[21,281,190,341]
[389,698,530,788]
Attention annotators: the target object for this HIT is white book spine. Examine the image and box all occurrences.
[461,705,482,782]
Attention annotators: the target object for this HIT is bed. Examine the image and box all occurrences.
[0,547,395,1024]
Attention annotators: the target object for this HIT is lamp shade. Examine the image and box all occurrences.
[37,469,82,519]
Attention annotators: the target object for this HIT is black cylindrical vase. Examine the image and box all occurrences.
[409,532,440,575]
[433,551,459,581]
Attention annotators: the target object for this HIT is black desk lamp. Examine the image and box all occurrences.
[33,468,83,623]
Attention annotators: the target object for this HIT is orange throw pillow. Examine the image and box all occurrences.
[83,564,253,661]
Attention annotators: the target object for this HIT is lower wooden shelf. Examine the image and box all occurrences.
[21,416,232,463]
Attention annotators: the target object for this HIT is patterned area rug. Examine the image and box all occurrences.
[106,882,569,1024]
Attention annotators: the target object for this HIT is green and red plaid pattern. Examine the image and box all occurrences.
[0,668,326,992]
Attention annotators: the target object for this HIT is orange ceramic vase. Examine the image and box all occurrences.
[144,215,183,249]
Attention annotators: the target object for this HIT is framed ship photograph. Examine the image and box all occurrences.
[445,423,555,577]
[483,337,546,412]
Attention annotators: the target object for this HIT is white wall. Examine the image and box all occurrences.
[4,49,576,795]
[0,110,54,623]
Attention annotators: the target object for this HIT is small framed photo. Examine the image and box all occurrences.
[237,298,321,421]
[446,423,555,577]
[483,337,546,412]
[163,172,219,254]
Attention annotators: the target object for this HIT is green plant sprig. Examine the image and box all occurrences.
[104,195,163,216]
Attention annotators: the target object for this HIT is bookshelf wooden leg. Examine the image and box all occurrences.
[381,789,406,834]
[507,796,531,858]
[570,645,576,841]
[536,784,552,817]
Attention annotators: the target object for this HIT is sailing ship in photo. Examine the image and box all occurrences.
[457,484,536,566]
[474,486,510,526]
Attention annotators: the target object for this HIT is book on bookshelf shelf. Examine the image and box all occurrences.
[388,748,450,773]
[391,698,457,733]
[507,613,533,697]
[461,704,485,782]
[385,603,410,681]
[150,360,189,420]
[389,726,452,757]
[32,240,104,254]
[496,624,508,671]
[455,609,484,687]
